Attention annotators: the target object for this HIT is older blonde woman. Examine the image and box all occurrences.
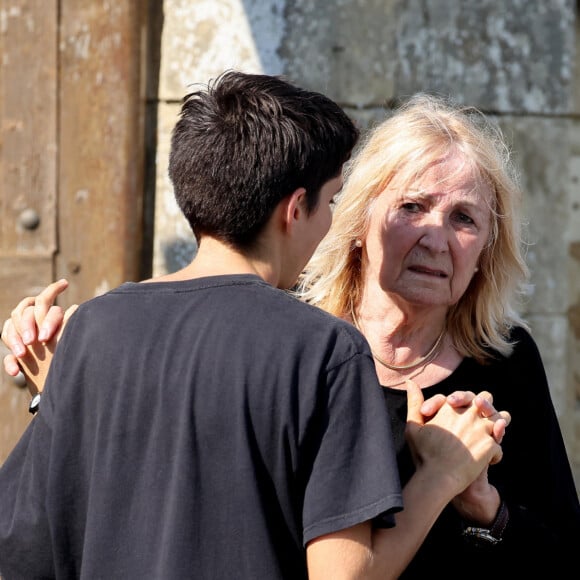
[300,94,580,576]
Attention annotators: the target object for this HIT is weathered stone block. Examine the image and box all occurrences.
[494,116,571,315]
[159,0,285,100]
[282,0,575,113]
[281,0,398,107]
[527,315,569,417]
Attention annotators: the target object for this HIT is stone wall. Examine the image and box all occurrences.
[150,0,580,490]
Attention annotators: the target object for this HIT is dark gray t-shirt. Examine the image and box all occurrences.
[0,275,402,579]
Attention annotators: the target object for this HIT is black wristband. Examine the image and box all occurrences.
[462,500,509,546]
[489,499,509,538]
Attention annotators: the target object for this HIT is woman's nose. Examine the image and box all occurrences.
[417,213,449,253]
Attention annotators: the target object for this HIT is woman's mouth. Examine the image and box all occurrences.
[408,266,448,278]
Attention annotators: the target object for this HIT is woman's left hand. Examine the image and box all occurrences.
[451,468,501,526]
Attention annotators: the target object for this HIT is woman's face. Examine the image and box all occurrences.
[363,153,493,309]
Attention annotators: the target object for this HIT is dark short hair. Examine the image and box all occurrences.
[168,70,359,248]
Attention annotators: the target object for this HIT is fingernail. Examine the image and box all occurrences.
[22,331,33,344]
[38,327,49,342]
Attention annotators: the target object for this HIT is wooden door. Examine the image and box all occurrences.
[0,0,147,463]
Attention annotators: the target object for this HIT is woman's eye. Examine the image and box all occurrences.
[455,212,475,225]
[401,202,422,213]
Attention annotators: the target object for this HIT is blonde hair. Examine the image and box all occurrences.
[298,93,529,363]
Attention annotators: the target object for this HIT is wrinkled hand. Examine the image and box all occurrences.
[416,387,509,523]
[451,466,501,526]
[406,380,509,497]
[1,279,75,394]
[421,390,509,447]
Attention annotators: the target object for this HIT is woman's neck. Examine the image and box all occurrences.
[352,293,458,389]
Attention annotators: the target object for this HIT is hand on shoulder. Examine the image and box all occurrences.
[2,279,76,394]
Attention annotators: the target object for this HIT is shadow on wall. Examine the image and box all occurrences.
[162,237,198,273]
[141,0,165,280]
[239,0,285,74]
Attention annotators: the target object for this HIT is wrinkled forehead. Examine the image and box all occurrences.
[388,153,496,208]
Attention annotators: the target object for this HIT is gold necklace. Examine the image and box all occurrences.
[350,307,446,372]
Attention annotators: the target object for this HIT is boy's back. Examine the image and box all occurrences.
[1,275,400,578]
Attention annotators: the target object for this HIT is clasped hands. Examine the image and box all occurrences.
[407,382,509,525]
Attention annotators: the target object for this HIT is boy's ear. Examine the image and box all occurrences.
[281,187,307,233]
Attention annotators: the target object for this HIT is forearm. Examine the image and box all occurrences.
[365,469,458,579]
[452,480,500,526]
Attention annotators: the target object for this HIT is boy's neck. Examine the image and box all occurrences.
[149,235,280,287]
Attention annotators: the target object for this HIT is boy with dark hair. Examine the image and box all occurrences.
[0,71,504,579]
[170,71,358,247]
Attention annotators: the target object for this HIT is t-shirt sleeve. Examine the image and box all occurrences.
[302,352,403,545]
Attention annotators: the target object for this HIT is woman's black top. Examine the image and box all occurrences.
[383,326,580,578]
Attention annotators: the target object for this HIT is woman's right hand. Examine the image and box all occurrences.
[2,279,75,393]
[421,389,509,445]
[420,388,507,524]
[406,381,510,497]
